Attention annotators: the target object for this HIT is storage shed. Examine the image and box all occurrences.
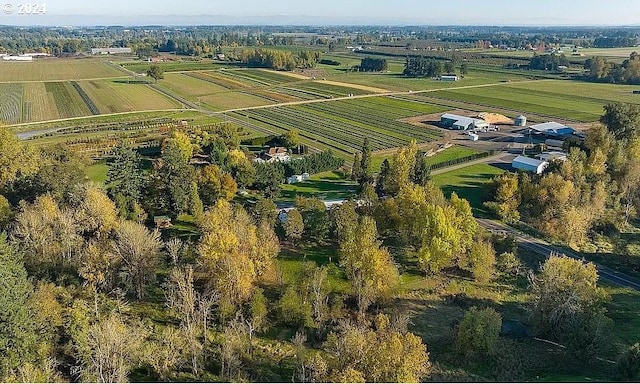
[512,155,548,174]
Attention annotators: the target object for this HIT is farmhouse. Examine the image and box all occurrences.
[529,122,575,138]
[263,147,291,163]
[91,47,132,55]
[512,155,548,174]
[440,113,489,131]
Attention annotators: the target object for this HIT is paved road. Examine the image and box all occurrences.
[477,218,640,291]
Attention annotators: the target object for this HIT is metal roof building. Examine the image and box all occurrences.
[440,113,489,130]
[512,155,549,174]
[529,122,575,137]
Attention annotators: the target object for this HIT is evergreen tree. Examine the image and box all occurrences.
[160,141,196,214]
[0,234,37,376]
[351,153,362,182]
[189,182,204,221]
[412,151,431,186]
[106,143,145,205]
[376,159,391,197]
[358,138,373,187]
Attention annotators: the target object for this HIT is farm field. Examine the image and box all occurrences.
[424,85,607,122]
[120,60,228,74]
[431,163,504,214]
[227,97,446,156]
[0,80,181,124]
[0,58,124,82]
[324,67,535,92]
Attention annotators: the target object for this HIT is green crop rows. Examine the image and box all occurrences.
[0,83,23,124]
[229,97,445,154]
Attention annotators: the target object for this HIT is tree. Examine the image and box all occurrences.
[198,165,237,207]
[0,194,12,228]
[339,216,399,315]
[357,138,373,187]
[460,62,469,75]
[253,163,285,198]
[79,313,145,383]
[74,184,119,238]
[456,307,502,360]
[330,201,359,242]
[197,201,279,313]
[188,182,204,221]
[444,60,455,74]
[159,139,196,214]
[351,153,362,182]
[0,234,37,377]
[484,172,521,223]
[464,240,496,284]
[284,208,304,241]
[529,254,611,356]
[0,127,40,187]
[282,129,301,151]
[295,196,329,241]
[412,151,431,186]
[252,198,277,227]
[324,314,430,382]
[147,65,164,82]
[113,221,162,299]
[106,143,145,216]
[617,343,640,381]
[600,102,640,141]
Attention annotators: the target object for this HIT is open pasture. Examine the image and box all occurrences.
[228,97,445,155]
[0,58,123,82]
[79,80,181,113]
[424,83,608,122]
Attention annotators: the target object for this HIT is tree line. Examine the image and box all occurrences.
[240,49,321,71]
[584,52,640,84]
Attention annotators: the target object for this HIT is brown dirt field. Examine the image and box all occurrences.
[316,79,389,93]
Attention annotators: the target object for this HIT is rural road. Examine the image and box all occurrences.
[477,218,640,291]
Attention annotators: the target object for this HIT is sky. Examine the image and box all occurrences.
[1,0,640,26]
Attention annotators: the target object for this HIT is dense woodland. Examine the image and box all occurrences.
[2,99,640,381]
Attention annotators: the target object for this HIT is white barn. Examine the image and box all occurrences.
[512,155,548,174]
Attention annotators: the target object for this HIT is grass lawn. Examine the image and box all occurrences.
[371,145,481,172]
[431,163,504,215]
[85,162,108,184]
[279,170,357,202]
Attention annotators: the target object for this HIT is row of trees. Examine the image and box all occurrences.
[528,53,570,71]
[240,49,321,71]
[584,52,640,84]
[357,57,388,72]
[403,57,460,77]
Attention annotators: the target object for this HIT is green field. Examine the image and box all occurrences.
[228,97,445,156]
[371,145,481,171]
[0,58,123,82]
[431,163,504,214]
[279,170,357,202]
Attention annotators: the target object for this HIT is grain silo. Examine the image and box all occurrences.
[514,115,527,127]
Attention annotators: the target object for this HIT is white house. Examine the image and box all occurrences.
[440,75,459,81]
[512,155,548,174]
[286,173,311,185]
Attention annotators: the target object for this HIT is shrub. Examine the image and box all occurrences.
[456,307,502,360]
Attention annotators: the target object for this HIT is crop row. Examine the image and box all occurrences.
[184,72,246,90]
[71,82,100,115]
[44,82,89,119]
[0,83,23,124]
[215,70,272,87]
[271,87,324,100]
[303,102,441,143]
[271,106,407,149]
[293,82,370,97]
[229,69,300,86]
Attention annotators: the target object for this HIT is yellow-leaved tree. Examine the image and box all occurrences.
[197,201,280,315]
